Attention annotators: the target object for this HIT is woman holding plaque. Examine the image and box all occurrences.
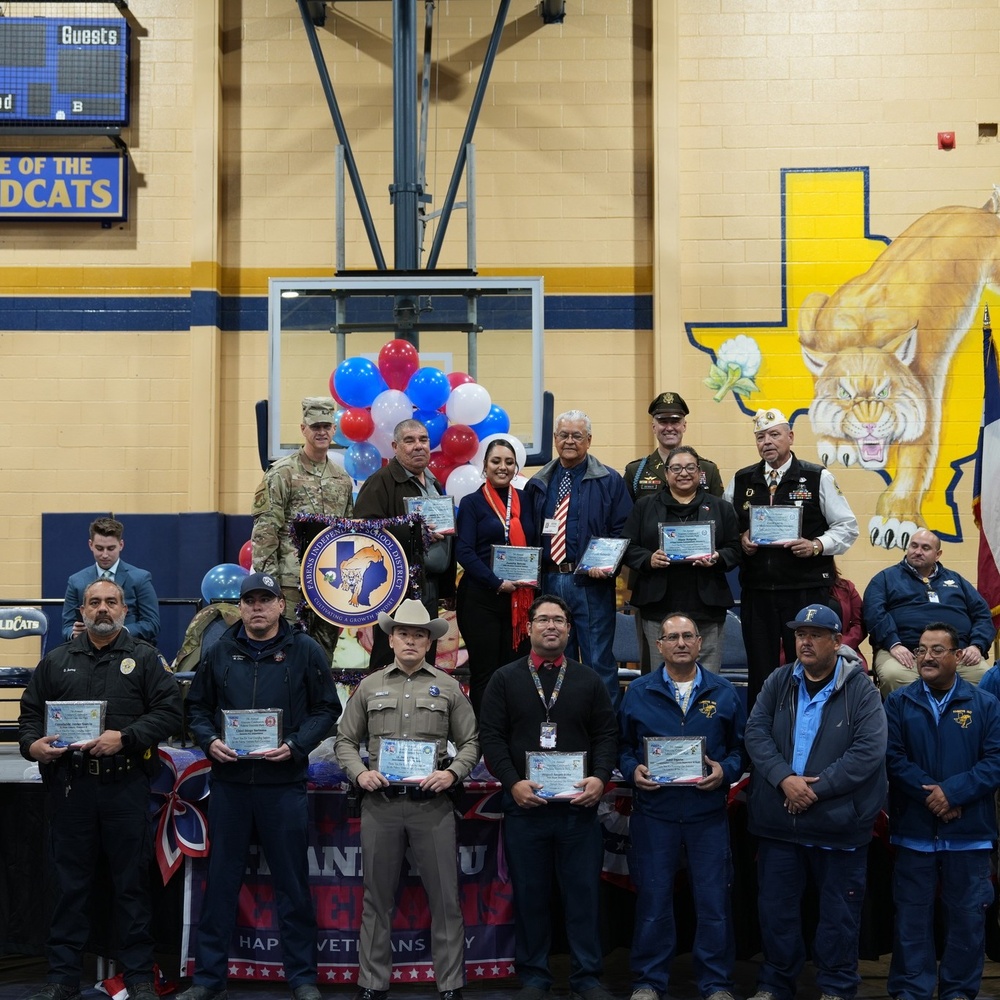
[622,445,741,672]
[456,438,536,715]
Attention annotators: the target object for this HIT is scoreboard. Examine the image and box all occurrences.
[0,17,129,126]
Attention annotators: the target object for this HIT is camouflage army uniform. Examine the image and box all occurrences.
[251,448,354,661]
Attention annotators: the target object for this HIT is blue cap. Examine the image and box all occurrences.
[785,603,841,632]
[240,572,282,599]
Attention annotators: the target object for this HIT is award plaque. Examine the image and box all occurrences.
[45,700,106,748]
[223,709,283,757]
[658,522,715,562]
[378,738,439,783]
[748,505,803,546]
[644,736,707,784]
[405,496,456,535]
[575,537,629,575]
[525,750,587,799]
[491,544,541,585]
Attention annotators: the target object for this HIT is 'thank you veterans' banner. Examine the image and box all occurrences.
[181,786,516,983]
[0,152,126,220]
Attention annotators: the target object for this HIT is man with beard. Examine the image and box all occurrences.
[18,579,182,1000]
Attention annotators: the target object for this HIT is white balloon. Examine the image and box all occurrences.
[473,432,528,472]
[369,427,395,460]
[327,449,347,469]
[445,463,484,503]
[371,389,413,431]
[511,473,528,490]
[445,383,492,425]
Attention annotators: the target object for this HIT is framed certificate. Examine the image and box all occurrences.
[644,736,706,784]
[491,545,541,585]
[405,495,456,535]
[223,709,283,756]
[748,505,803,546]
[45,700,106,748]
[377,738,439,783]
[525,750,587,799]
[575,537,629,574]
[658,522,715,562]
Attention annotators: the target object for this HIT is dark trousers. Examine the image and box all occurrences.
[194,780,316,990]
[755,838,869,1000]
[46,767,154,988]
[888,847,993,1000]
[741,585,831,710]
[502,797,604,992]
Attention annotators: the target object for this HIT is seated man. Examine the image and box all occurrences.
[61,515,160,643]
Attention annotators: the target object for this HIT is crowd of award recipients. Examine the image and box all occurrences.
[15,392,1000,1000]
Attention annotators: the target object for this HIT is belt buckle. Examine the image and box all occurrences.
[88,759,100,776]
[559,561,575,574]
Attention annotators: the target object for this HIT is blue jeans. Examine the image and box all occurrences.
[628,810,735,996]
[756,838,869,1000]
[888,847,993,1000]
[502,795,604,992]
[541,572,619,708]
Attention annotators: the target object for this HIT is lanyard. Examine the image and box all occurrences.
[528,660,567,721]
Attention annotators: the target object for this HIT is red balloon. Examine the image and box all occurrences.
[378,339,420,391]
[327,370,348,408]
[239,540,253,571]
[428,450,457,485]
[447,371,475,390]
[340,406,375,443]
[440,424,479,464]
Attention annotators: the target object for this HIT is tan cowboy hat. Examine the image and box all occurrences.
[377,598,449,640]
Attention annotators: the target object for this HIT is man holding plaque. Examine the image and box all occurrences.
[744,604,886,1000]
[724,408,858,709]
[19,578,182,1000]
[354,417,457,669]
[618,613,747,1000]
[334,599,479,1000]
[524,409,632,708]
[251,395,355,662]
[479,595,619,1000]
[179,572,340,1000]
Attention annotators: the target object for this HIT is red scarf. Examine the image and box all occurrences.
[482,480,534,647]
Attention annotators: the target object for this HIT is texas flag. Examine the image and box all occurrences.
[973,305,1000,631]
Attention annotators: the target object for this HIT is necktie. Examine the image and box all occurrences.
[100,570,113,581]
[768,469,779,505]
[549,470,572,565]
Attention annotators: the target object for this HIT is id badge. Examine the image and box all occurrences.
[540,723,557,749]
[928,592,940,603]
[542,518,560,535]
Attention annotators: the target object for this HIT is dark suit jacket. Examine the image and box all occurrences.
[61,560,160,642]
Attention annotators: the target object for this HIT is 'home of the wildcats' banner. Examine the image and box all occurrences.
[0,152,126,220]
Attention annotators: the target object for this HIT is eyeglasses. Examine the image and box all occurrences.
[667,464,698,475]
[657,632,700,643]
[914,645,957,657]
[532,615,569,627]
[555,432,586,442]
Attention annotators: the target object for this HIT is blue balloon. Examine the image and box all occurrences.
[333,408,351,447]
[471,404,511,439]
[415,408,448,450]
[406,367,451,411]
[201,563,249,604]
[344,442,382,481]
[334,357,388,408]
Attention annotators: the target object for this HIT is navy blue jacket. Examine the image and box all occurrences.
[187,619,340,785]
[885,675,1000,843]
[618,665,747,822]
[744,648,887,848]
[455,485,536,591]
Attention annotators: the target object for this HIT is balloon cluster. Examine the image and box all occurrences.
[328,340,527,503]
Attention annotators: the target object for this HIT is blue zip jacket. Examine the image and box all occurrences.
[524,453,632,584]
[618,665,747,822]
[187,618,340,785]
[885,675,1000,843]
[745,647,887,848]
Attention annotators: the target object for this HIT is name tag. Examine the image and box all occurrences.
[543,518,560,535]
[928,592,940,603]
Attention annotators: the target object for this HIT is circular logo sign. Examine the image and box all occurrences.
[300,524,409,627]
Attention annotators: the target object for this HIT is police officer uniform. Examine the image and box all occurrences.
[18,625,182,1000]
[334,601,479,1000]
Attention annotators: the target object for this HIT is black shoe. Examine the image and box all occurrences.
[514,990,549,1000]
[440,992,464,1000]
[355,990,388,1000]
[174,987,228,1000]
[128,983,157,1000]
[571,989,616,1000]
[26,986,80,1000]
[292,987,320,1000]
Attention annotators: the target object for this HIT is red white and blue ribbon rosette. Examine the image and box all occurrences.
[149,745,212,883]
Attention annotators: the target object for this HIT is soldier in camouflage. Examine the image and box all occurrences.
[251,396,354,662]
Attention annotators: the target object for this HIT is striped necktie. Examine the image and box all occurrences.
[549,470,572,565]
